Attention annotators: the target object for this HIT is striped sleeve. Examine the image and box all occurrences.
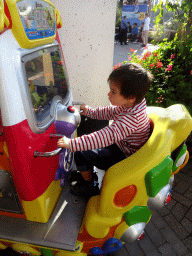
[86,105,124,120]
[69,114,139,152]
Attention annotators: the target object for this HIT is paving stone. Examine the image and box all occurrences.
[185,207,192,222]
[124,241,145,256]
[189,185,192,192]
[157,206,170,217]
[181,218,192,234]
[184,190,192,201]
[173,173,182,185]
[113,246,131,256]
[171,202,188,222]
[151,211,167,230]
[180,160,192,177]
[174,180,191,195]
[171,191,192,208]
[158,243,177,255]
[137,234,161,256]
[160,226,188,255]
[145,221,166,247]
[165,197,176,211]
[183,236,192,251]
[175,172,192,185]
[164,214,189,240]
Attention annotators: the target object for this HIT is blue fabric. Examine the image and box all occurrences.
[55,148,74,187]
[121,19,128,30]
[132,27,138,35]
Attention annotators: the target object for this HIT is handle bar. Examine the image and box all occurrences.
[34,148,62,158]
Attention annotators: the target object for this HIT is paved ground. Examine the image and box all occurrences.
[113,41,159,66]
[112,42,192,256]
[112,158,192,256]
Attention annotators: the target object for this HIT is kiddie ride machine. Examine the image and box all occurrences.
[0,1,192,256]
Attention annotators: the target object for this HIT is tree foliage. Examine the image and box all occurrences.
[153,0,192,35]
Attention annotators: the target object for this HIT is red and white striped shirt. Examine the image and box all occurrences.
[70,99,151,157]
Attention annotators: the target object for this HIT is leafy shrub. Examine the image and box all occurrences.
[120,37,192,115]
[115,35,192,140]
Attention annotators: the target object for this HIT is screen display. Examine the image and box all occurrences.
[24,47,68,122]
[16,0,56,40]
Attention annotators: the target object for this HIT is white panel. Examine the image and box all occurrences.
[0,30,26,126]
[52,0,117,107]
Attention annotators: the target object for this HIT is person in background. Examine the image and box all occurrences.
[130,23,138,42]
[57,63,153,199]
[127,21,132,40]
[142,13,150,47]
[138,22,144,43]
[120,16,128,45]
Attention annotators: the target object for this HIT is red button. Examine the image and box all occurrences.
[165,194,171,205]
[67,106,75,113]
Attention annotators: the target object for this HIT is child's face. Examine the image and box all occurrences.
[108,81,136,108]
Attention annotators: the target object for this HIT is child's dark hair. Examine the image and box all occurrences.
[108,63,153,104]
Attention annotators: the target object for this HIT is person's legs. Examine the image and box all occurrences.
[145,30,149,45]
[142,30,146,45]
[142,30,149,46]
[124,30,128,44]
[72,144,126,198]
[119,29,124,45]
[74,144,126,173]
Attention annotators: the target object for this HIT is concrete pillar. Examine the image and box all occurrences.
[52,0,117,108]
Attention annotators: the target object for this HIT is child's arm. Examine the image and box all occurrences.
[85,105,124,120]
[57,115,138,151]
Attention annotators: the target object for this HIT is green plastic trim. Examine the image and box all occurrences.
[123,206,152,226]
[40,248,54,256]
[145,156,173,197]
[172,144,187,173]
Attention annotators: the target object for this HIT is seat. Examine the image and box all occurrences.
[82,104,192,240]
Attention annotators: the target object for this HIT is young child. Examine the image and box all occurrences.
[130,23,138,42]
[57,63,153,198]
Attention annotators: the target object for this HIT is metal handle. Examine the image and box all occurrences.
[72,101,83,106]
[34,147,62,158]
[50,133,64,138]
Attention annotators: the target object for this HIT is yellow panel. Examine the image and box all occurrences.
[6,0,56,49]
[83,104,192,237]
[56,251,87,256]
[84,196,122,238]
[12,243,41,256]
[114,221,129,240]
[0,242,7,250]
[97,105,192,219]
[0,0,10,31]
[22,180,61,223]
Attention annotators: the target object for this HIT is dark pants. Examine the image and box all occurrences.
[74,144,126,173]
[130,33,138,42]
[119,29,127,45]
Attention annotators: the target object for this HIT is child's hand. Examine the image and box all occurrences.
[80,104,88,115]
[57,136,71,149]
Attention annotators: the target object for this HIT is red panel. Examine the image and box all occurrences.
[4,120,59,201]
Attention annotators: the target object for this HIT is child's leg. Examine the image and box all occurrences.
[81,170,92,181]
[72,144,126,199]
[74,144,126,180]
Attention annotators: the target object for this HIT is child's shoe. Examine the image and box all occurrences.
[71,179,100,200]
[68,170,82,182]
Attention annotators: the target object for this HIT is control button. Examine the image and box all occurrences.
[67,106,75,113]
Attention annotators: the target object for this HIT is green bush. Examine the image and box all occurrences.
[114,35,192,141]
[119,36,192,116]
